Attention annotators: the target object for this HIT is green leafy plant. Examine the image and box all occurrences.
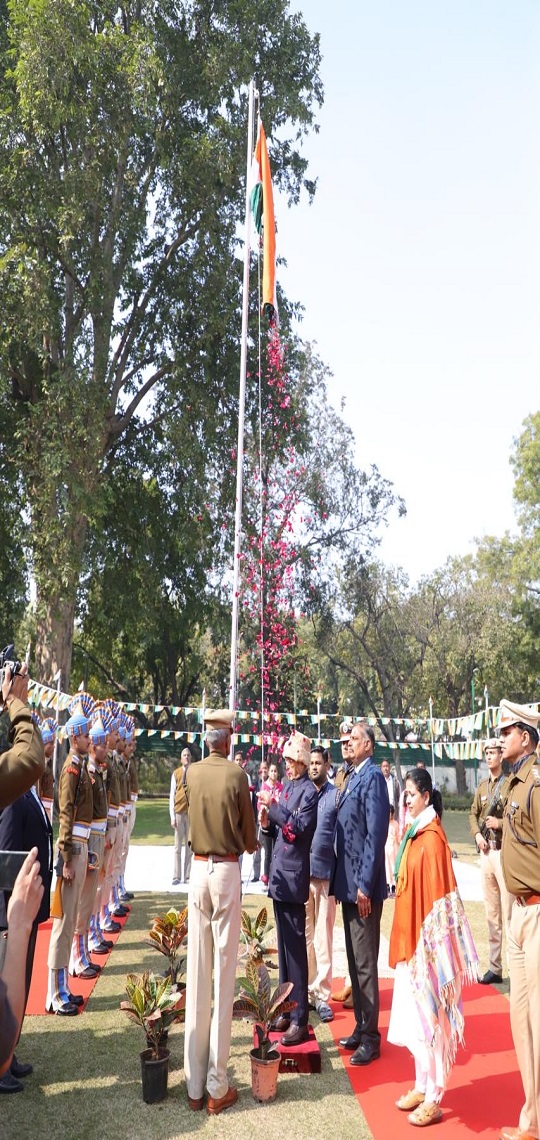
[146,907,188,985]
[232,960,297,1060]
[239,906,277,969]
[120,972,185,1059]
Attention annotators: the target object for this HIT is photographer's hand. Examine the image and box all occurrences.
[2,848,43,1076]
[6,847,43,936]
[2,662,29,708]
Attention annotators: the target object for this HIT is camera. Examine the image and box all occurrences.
[0,644,22,679]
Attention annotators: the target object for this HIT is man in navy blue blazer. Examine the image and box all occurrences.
[0,785,53,1090]
[259,731,318,1046]
[331,721,389,1066]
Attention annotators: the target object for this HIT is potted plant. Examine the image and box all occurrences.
[232,958,297,1103]
[120,972,185,1103]
[146,906,188,989]
[239,905,278,969]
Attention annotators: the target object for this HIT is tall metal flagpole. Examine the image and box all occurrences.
[429,695,436,783]
[229,80,256,715]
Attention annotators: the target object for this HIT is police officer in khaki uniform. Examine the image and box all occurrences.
[170,748,192,884]
[46,696,95,1015]
[70,711,109,979]
[499,699,540,1140]
[37,718,56,823]
[469,737,514,984]
[184,709,257,1116]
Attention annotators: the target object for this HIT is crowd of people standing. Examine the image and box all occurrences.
[1,672,540,1139]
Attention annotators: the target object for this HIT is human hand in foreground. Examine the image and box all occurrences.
[6,847,43,934]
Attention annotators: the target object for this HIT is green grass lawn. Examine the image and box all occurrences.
[131,798,171,845]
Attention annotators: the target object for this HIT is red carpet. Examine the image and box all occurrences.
[26,912,130,1016]
[328,978,523,1139]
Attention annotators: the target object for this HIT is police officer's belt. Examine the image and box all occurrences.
[516,892,540,906]
[193,854,239,862]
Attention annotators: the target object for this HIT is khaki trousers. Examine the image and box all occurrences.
[47,843,88,969]
[508,901,540,1138]
[480,847,514,975]
[306,876,337,1003]
[184,858,241,1099]
[119,810,131,879]
[76,833,106,932]
[173,812,192,881]
[100,826,117,911]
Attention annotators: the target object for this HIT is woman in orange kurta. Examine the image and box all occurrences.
[388,769,479,1127]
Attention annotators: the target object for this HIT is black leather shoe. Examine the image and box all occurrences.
[119,891,134,901]
[350,1042,380,1066]
[102,921,121,933]
[0,1072,24,1093]
[10,1056,32,1078]
[281,1023,309,1046]
[91,944,109,955]
[73,966,99,980]
[46,1001,79,1016]
[479,970,503,985]
[67,993,84,1007]
[98,938,113,949]
[339,1032,362,1050]
[112,905,129,917]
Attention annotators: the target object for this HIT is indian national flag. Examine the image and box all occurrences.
[250,119,277,322]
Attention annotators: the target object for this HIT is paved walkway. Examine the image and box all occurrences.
[126,845,483,980]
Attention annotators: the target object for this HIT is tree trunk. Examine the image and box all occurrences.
[454,757,467,795]
[33,512,88,692]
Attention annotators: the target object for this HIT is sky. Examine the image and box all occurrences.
[274,0,540,582]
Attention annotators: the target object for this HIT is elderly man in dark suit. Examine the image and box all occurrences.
[259,731,318,1046]
[331,721,389,1066]
[0,782,53,1091]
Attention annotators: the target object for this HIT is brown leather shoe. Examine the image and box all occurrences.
[270,1015,290,1032]
[206,1085,238,1115]
[331,985,352,1003]
[500,1130,536,1140]
[343,992,354,1009]
[281,1023,310,1046]
[187,1093,204,1111]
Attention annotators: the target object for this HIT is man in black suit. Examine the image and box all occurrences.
[331,721,389,1066]
[0,784,53,1092]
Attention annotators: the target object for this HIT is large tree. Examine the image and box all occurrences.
[0,0,323,687]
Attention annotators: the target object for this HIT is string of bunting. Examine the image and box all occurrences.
[27,680,536,743]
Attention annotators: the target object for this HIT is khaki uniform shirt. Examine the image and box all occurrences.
[106,752,121,809]
[38,758,54,802]
[128,758,139,796]
[501,753,540,897]
[173,766,189,815]
[88,763,108,821]
[0,698,45,809]
[57,754,93,863]
[186,752,257,856]
[117,760,129,807]
[469,772,510,849]
[335,763,353,794]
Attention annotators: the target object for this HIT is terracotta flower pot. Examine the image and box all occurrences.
[250,1047,281,1103]
[140,1047,170,1103]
